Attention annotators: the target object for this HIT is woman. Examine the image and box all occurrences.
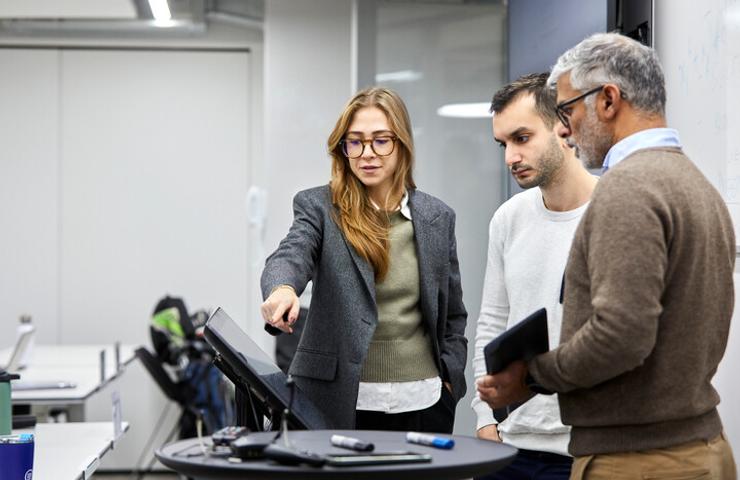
[260,87,467,432]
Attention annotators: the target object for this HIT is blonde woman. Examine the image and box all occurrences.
[260,87,467,432]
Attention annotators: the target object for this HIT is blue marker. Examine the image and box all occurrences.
[406,431,455,449]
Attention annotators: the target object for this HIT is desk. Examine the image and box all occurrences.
[16,421,129,480]
[4,344,137,420]
[156,430,517,480]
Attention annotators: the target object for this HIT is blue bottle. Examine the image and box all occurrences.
[0,433,35,480]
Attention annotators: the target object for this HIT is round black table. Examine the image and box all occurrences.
[156,430,517,480]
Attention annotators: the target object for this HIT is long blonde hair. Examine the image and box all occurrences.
[327,87,416,281]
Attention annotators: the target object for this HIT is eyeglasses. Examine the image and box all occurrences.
[555,85,604,130]
[340,136,397,159]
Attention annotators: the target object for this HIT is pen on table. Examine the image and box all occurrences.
[406,432,455,449]
[330,434,375,452]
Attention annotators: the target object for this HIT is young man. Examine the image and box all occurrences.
[478,34,736,479]
[472,73,597,479]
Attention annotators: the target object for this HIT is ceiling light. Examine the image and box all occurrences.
[375,70,423,83]
[436,102,492,119]
[148,0,172,26]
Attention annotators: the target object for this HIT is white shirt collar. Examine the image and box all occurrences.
[369,190,412,220]
[399,190,412,220]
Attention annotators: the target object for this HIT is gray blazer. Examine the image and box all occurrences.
[261,185,468,428]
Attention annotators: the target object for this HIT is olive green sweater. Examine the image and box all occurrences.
[361,211,439,382]
[530,147,735,456]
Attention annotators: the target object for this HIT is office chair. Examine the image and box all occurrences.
[136,347,195,407]
[134,346,200,479]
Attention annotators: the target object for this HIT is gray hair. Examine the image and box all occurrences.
[548,33,666,115]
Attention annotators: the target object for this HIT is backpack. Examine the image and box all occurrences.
[149,295,233,437]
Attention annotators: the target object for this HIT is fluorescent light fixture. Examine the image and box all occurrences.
[375,70,423,83]
[436,102,492,119]
[148,0,172,25]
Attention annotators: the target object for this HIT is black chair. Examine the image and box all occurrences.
[134,346,199,479]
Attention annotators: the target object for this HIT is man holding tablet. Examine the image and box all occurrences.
[472,73,597,479]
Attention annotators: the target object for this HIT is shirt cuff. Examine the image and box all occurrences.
[472,396,497,430]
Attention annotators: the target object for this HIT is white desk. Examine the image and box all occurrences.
[4,344,137,420]
[11,344,137,368]
[17,422,129,480]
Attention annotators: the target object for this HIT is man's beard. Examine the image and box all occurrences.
[511,135,564,189]
[571,106,612,170]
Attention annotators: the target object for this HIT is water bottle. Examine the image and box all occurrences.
[0,433,35,479]
[0,371,19,435]
[16,315,34,370]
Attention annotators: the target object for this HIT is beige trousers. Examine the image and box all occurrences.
[571,432,736,480]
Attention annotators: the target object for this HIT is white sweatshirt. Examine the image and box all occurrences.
[472,187,589,456]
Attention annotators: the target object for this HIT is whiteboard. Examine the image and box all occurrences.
[655,0,740,243]
[727,3,740,238]
[655,0,740,454]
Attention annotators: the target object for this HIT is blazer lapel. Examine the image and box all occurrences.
[409,191,439,333]
[342,232,376,305]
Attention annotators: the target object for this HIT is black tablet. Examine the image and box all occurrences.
[203,307,329,430]
[483,307,549,374]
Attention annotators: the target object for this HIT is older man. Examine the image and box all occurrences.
[477,33,737,479]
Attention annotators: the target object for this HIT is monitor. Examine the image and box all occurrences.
[203,307,328,430]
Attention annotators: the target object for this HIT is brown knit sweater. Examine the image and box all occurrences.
[529,147,735,456]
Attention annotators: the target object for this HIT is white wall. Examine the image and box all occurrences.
[655,0,740,451]
[716,276,740,455]
[0,49,60,344]
[262,0,353,249]
[57,48,251,343]
[0,48,252,345]
[0,20,263,345]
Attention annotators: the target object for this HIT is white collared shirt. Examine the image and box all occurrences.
[368,190,412,220]
[357,190,443,413]
[603,128,682,172]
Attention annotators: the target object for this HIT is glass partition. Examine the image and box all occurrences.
[370,0,508,433]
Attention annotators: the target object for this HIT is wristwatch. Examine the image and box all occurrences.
[524,372,554,395]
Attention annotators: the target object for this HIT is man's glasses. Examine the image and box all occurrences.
[340,136,397,159]
[555,85,604,130]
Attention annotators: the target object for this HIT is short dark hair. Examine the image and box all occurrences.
[490,73,558,128]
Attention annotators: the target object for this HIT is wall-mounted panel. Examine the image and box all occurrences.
[59,49,251,344]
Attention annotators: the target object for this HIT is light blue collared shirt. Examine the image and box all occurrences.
[602,128,682,172]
